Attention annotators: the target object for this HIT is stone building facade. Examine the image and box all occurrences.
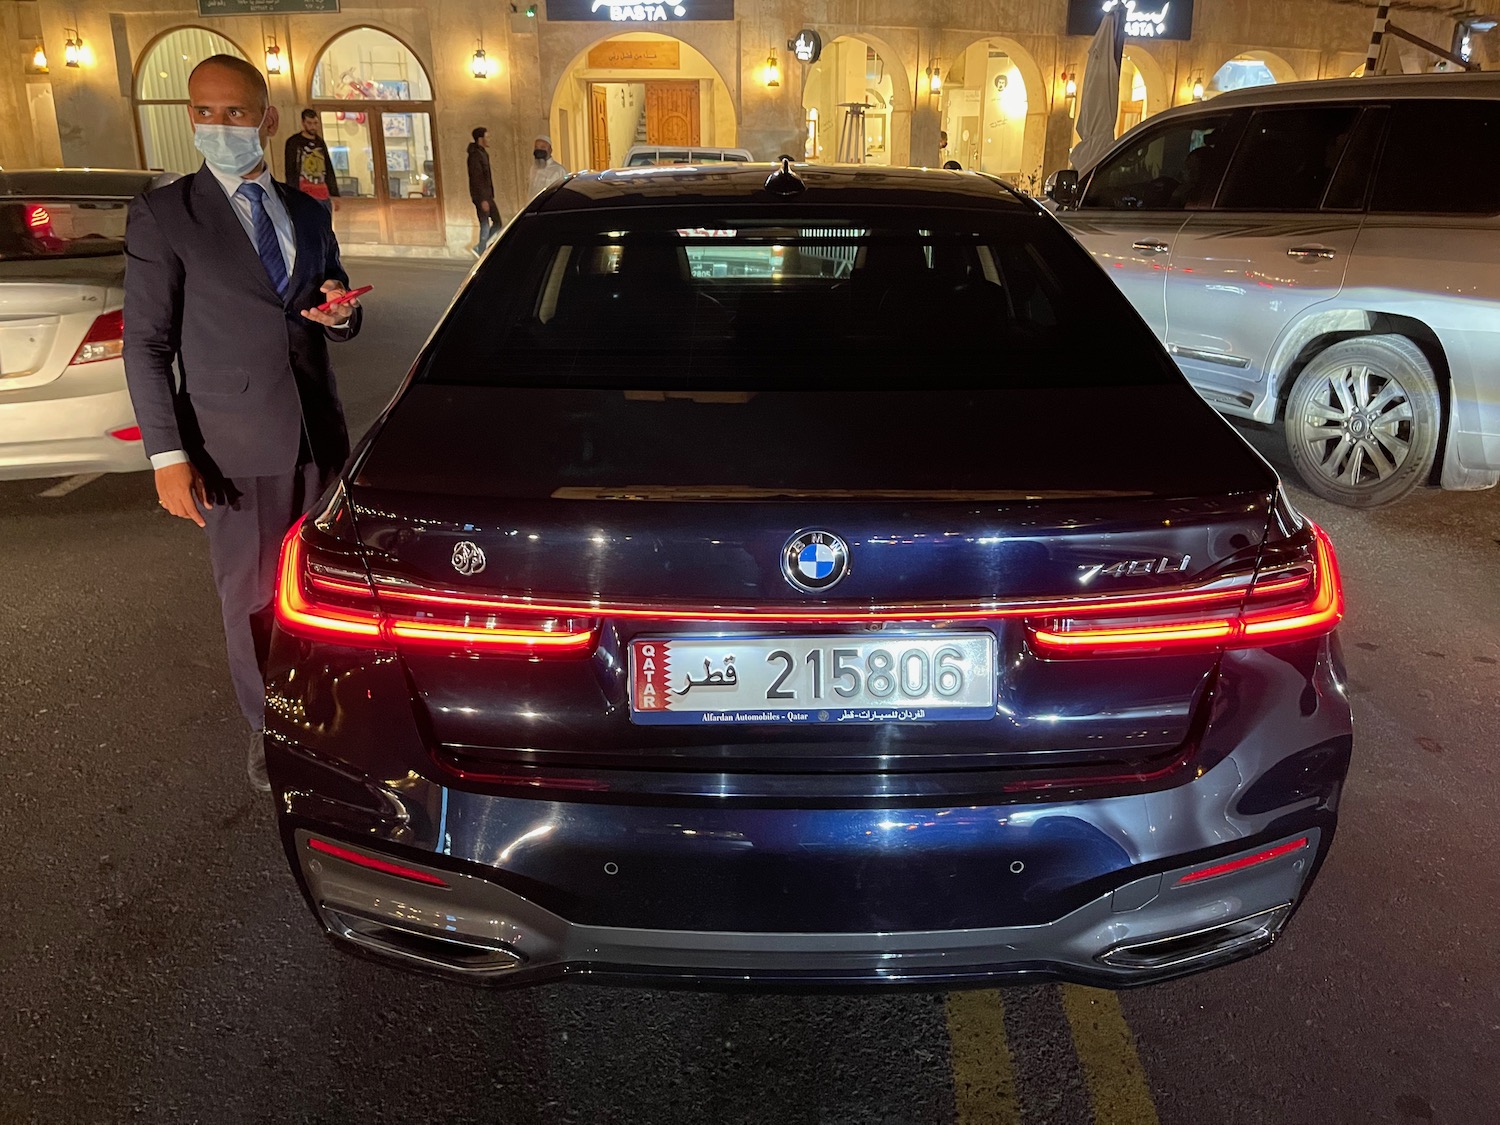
[2,0,1494,256]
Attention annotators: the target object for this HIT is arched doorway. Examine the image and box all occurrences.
[936,38,1043,187]
[1209,51,1298,96]
[311,27,442,245]
[549,33,738,172]
[1118,46,1168,130]
[134,28,249,175]
[802,36,909,165]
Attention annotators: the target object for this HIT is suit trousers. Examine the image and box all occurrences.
[202,462,334,730]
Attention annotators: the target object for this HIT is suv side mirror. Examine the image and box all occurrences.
[1045,169,1080,209]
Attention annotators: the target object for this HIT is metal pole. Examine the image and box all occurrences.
[1364,3,1391,76]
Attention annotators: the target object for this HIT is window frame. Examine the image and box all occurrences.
[1208,103,1372,214]
[1077,109,1246,213]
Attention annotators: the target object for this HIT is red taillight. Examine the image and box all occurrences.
[274,516,599,656]
[1027,524,1343,658]
[26,204,51,230]
[305,837,449,887]
[1175,836,1310,886]
[108,425,142,442]
[70,309,124,366]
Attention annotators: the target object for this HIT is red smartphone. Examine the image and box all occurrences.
[315,284,373,314]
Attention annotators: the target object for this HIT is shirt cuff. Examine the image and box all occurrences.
[150,450,189,470]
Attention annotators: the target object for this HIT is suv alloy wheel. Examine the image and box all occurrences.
[1283,334,1441,508]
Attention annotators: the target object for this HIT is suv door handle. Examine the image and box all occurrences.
[1131,240,1170,255]
[1288,246,1337,260]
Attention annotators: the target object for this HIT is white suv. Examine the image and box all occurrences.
[1047,72,1500,507]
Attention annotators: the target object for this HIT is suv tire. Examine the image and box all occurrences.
[1283,335,1441,508]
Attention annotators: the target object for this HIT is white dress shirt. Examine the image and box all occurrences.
[150,164,298,472]
[208,162,297,278]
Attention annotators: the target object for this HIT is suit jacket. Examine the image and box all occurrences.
[123,166,362,480]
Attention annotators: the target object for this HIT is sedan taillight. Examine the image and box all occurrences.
[1027,523,1343,658]
[275,516,599,656]
[70,309,124,366]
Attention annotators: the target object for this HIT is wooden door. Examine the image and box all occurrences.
[1118,100,1145,137]
[645,80,700,146]
[590,85,612,170]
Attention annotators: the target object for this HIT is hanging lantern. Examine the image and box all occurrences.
[265,41,284,76]
[64,34,81,68]
[32,41,48,71]
[472,42,489,79]
[763,53,781,88]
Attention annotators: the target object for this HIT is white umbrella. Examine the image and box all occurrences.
[1070,5,1126,172]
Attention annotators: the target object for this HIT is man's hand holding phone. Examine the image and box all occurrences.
[301,280,369,327]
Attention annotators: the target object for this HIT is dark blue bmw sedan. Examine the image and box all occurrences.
[266,162,1350,988]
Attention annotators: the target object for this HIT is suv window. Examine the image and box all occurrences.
[1370,100,1500,214]
[1217,106,1361,210]
[1080,113,1237,211]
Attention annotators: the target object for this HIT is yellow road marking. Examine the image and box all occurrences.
[946,990,1021,1125]
[1059,985,1160,1125]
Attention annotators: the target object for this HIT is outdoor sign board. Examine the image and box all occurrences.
[790,29,823,64]
[1066,0,1194,41]
[198,0,339,13]
[545,0,734,21]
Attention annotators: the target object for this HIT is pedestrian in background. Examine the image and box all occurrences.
[123,55,364,793]
[283,109,340,214]
[466,126,498,257]
[528,134,567,198]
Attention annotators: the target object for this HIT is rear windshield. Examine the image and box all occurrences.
[419,209,1178,389]
[0,198,127,260]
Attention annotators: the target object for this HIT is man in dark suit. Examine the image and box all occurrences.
[124,54,364,793]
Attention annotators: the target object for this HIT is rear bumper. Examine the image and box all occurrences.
[0,372,145,479]
[288,822,1322,988]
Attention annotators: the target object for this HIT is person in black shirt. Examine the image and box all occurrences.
[283,109,341,214]
[467,126,499,258]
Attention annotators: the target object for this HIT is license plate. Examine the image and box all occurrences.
[628,633,996,726]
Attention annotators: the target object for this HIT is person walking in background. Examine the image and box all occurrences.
[528,134,567,198]
[466,126,498,257]
[124,55,364,794]
[283,109,340,214]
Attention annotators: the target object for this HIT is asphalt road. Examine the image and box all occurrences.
[2,257,1497,1125]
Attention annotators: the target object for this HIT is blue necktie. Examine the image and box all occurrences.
[236,181,289,297]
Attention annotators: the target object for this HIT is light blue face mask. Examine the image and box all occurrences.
[193,118,266,177]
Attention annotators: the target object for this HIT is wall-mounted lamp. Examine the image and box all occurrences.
[763,51,781,88]
[472,41,489,79]
[63,31,82,68]
[1064,71,1078,100]
[264,39,284,76]
[926,62,942,94]
[32,41,48,72]
[1191,75,1206,101]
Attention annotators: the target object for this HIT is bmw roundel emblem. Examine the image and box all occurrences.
[781,529,850,593]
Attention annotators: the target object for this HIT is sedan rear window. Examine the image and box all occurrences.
[420,211,1177,389]
[0,198,127,260]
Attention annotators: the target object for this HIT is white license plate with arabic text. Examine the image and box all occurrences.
[628,633,996,726]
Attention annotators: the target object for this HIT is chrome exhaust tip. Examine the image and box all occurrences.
[323,906,526,975]
[1098,903,1292,972]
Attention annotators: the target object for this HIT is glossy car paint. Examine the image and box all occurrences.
[0,170,174,480]
[267,164,1352,987]
[1057,72,1500,488]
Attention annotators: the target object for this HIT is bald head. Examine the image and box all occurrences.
[189,54,269,112]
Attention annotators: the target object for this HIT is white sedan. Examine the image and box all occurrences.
[0,169,177,480]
